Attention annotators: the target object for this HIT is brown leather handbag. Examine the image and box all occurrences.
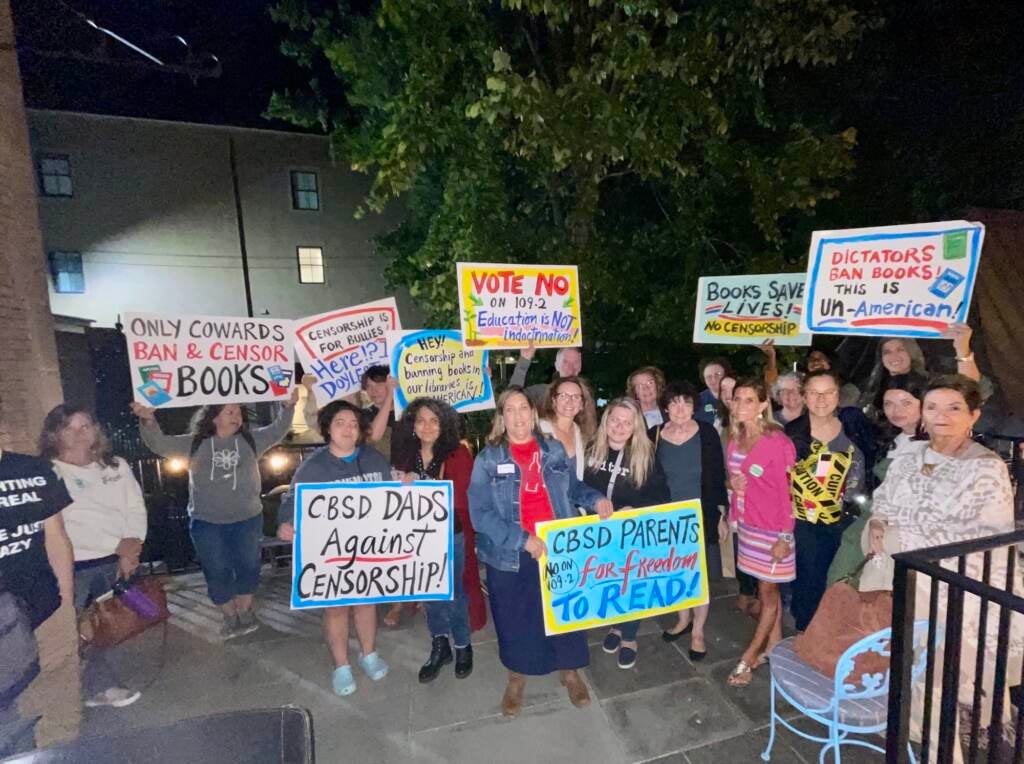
[79,575,170,649]
[793,557,893,680]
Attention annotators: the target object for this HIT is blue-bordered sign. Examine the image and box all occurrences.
[386,329,493,417]
[290,480,454,609]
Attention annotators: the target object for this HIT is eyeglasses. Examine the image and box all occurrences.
[807,390,839,399]
[556,393,583,402]
[634,381,656,389]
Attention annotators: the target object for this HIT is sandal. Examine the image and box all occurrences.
[726,660,755,687]
[382,604,403,628]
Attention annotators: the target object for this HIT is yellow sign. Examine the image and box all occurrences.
[386,329,494,417]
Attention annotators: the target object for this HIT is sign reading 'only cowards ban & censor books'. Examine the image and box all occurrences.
[290,481,454,609]
[801,221,984,339]
[124,312,294,408]
[456,262,582,350]
[693,273,811,346]
[535,502,708,635]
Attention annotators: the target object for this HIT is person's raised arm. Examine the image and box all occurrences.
[759,339,779,386]
[945,322,981,382]
[252,388,300,453]
[508,342,536,388]
[131,402,190,457]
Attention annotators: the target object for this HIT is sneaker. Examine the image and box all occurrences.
[331,665,356,696]
[220,614,240,639]
[359,651,390,682]
[617,645,637,670]
[602,630,622,654]
[85,687,141,708]
[235,609,260,636]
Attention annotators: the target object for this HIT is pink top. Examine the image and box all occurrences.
[726,430,797,534]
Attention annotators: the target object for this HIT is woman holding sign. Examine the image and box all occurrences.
[584,397,670,669]
[132,392,297,638]
[469,387,612,717]
[723,379,797,687]
[391,398,484,683]
[276,400,391,696]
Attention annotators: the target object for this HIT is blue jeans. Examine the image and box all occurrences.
[189,516,263,606]
[73,560,121,697]
[424,532,470,647]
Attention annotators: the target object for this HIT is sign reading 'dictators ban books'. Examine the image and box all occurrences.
[387,329,494,417]
[293,298,402,405]
[535,501,709,636]
[124,312,294,408]
[290,481,454,609]
[801,221,985,339]
[456,262,583,350]
[693,273,811,346]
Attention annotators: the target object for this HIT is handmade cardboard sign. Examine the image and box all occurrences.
[290,481,454,609]
[124,312,293,407]
[693,273,811,345]
[387,329,494,417]
[456,262,582,349]
[293,298,402,405]
[801,221,984,338]
[535,501,708,635]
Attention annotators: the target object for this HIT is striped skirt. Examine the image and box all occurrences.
[736,522,796,583]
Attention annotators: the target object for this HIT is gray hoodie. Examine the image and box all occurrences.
[277,445,390,528]
[140,405,293,524]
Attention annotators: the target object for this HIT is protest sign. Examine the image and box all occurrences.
[801,221,985,338]
[293,298,402,405]
[535,501,708,636]
[124,312,294,408]
[290,481,454,609]
[456,262,582,350]
[387,329,494,417]
[693,273,811,345]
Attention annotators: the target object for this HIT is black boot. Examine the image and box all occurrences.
[418,636,452,683]
[454,645,473,679]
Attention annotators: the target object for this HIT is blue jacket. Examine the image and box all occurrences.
[469,435,604,572]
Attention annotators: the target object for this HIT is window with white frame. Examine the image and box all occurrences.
[296,246,325,284]
[37,154,73,197]
[48,251,85,293]
[290,171,320,210]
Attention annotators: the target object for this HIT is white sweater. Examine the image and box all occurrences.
[53,458,148,562]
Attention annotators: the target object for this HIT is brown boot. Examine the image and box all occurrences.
[560,669,591,708]
[501,672,525,717]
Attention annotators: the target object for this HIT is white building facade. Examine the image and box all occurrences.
[28,109,416,326]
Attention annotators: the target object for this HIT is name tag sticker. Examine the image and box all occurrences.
[749,464,764,478]
[497,463,515,475]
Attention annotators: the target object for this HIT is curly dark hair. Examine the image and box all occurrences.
[317,400,370,444]
[188,404,253,455]
[391,398,462,472]
[39,405,118,468]
[659,380,698,411]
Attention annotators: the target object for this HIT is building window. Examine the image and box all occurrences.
[297,246,324,284]
[37,154,73,197]
[48,251,85,293]
[290,171,320,210]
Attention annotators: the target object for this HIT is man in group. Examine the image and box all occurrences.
[509,343,583,405]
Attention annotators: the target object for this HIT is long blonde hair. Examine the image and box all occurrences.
[727,377,781,445]
[541,376,598,440]
[587,397,654,487]
[486,387,540,446]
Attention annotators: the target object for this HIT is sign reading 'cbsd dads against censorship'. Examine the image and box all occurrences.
[535,502,709,636]
[291,482,454,609]
[124,312,294,408]
[693,273,811,346]
[802,221,984,338]
[293,298,402,405]
[456,262,582,350]
[388,329,494,417]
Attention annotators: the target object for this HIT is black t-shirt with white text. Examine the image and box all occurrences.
[0,452,73,628]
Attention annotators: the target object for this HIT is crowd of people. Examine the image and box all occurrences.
[1,321,1019,760]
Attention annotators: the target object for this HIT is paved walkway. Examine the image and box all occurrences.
[81,569,883,762]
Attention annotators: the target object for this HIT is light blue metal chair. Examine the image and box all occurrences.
[761,621,933,763]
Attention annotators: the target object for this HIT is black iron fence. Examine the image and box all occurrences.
[887,528,1024,762]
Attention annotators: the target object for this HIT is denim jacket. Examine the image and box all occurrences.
[469,435,604,572]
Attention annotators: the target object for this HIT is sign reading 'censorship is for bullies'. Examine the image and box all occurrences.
[291,481,454,609]
[693,273,811,346]
[802,221,985,338]
[456,262,582,350]
[293,298,402,406]
[388,329,494,417]
[124,312,294,408]
[536,502,708,636]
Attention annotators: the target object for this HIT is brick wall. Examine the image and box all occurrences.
[0,0,64,452]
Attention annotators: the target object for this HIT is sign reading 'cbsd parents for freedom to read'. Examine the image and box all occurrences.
[291,481,454,609]
[293,298,402,406]
[802,221,985,339]
[456,262,582,350]
[387,329,494,417]
[535,502,708,636]
[693,273,811,346]
[124,312,294,408]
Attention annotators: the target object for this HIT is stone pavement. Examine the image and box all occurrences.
[81,569,883,762]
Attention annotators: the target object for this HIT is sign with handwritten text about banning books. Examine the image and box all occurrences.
[387,329,494,417]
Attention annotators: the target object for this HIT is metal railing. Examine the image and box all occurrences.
[887,528,1024,762]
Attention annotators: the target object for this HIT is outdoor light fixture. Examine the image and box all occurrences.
[164,457,188,474]
[267,452,291,472]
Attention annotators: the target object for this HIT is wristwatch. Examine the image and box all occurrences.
[777,532,794,543]
[956,352,975,363]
